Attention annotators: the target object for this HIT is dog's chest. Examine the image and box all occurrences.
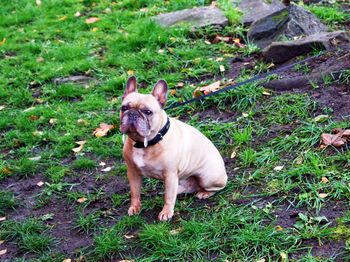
[132,149,163,179]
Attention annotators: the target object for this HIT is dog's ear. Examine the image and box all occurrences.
[152,80,168,108]
[123,76,137,100]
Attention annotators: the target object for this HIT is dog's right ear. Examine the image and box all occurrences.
[122,76,137,100]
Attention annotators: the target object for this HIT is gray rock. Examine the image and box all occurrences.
[53,75,96,86]
[263,31,350,63]
[248,4,328,48]
[232,0,286,26]
[153,7,228,28]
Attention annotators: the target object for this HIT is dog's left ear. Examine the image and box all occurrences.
[152,80,168,108]
[123,76,138,100]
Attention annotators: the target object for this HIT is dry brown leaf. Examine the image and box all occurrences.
[170,89,176,96]
[72,140,86,153]
[275,225,283,231]
[93,123,114,137]
[230,150,237,159]
[321,133,345,148]
[124,234,136,239]
[321,177,329,183]
[197,81,221,95]
[77,197,88,203]
[0,249,7,256]
[262,91,271,96]
[210,1,217,7]
[0,240,4,245]
[49,118,57,125]
[62,259,72,262]
[177,82,184,88]
[85,17,100,24]
[77,119,88,125]
[343,129,350,136]
[0,167,12,175]
[127,70,134,76]
[101,166,112,172]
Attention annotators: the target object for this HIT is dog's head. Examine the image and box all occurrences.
[120,76,168,142]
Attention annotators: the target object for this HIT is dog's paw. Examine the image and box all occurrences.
[158,208,174,221]
[196,191,215,199]
[128,205,141,216]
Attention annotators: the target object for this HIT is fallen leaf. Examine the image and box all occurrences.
[93,123,114,137]
[99,162,106,166]
[273,166,284,171]
[343,129,350,136]
[0,167,12,175]
[36,98,44,104]
[0,217,6,222]
[256,259,265,262]
[0,240,4,244]
[36,0,42,6]
[167,47,174,53]
[92,27,98,32]
[204,40,211,45]
[196,81,221,95]
[0,38,6,46]
[36,57,44,62]
[177,82,184,88]
[313,115,329,123]
[30,115,39,121]
[23,106,35,112]
[124,234,136,239]
[170,227,183,235]
[101,166,112,172]
[119,260,134,262]
[72,140,86,153]
[321,133,345,148]
[262,91,271,96]
[170,89,176,96]
[219,65,225,72]
[29,156,41,161]
[37,181,45,187]
[58,15,68,21]
[216,57,224,62]
[275,225,283,231]
[233,38,245,48]
[140,7,148,12]
[280,252,287,261]
[158,49,164,54]
[77,197,88,203]
[321,177,329,183]
[85,17,100,24]
[77,119,88,125]
[74,11,81,17]
[242,112,249,117]
[0,105,5,111]
[127,70,134,76]
[32,131,43,136]
[0,249,7,256]
[318,193,328,199]
[62,259,72,262]
[210,1,217,7]
[212,35,231,43]
[230,150,237,159]
[49,118,57,125]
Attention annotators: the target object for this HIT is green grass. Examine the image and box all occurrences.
[1,0,350,261]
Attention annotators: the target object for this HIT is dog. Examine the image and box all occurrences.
[120,76,227,221]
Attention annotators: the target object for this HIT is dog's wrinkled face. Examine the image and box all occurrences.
[120,76,167,142]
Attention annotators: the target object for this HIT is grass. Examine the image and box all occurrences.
[0,0,349,261]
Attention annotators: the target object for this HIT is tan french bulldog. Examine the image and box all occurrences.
[120,76,227,221]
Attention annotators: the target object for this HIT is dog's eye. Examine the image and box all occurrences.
[121,105,128,112]
[144,110,153,116]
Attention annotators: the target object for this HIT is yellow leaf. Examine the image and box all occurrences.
[77,197,87,203]
[58,15,68,21]
[72,140,86,153]
[36,0,42,6]
[0,38,6,46]
[219,65,225,72]
[0,105,5,111]
[280,252,287,261]
[0,249,7,256]
[275,225,283,231]
[77,119,88,125]
[127,70,134,76]
[62,259,72,262]
[93,123,114,138]
[92,27,98,32]
[198,80,221,95]
[262,91,271,96]
[49,118,57,125]
[85,17,100,24]
[74,11,81,17]
[0,240,4,244]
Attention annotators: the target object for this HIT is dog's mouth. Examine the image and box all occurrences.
[120,110,151,140]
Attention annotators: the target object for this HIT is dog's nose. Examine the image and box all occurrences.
[128,111,138,122]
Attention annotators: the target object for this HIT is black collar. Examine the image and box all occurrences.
[133,118,170,148]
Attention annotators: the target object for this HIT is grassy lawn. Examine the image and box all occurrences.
[0,0,350,261]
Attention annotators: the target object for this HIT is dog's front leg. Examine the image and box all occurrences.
[158,172,178,221]
[127,167,142,216]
